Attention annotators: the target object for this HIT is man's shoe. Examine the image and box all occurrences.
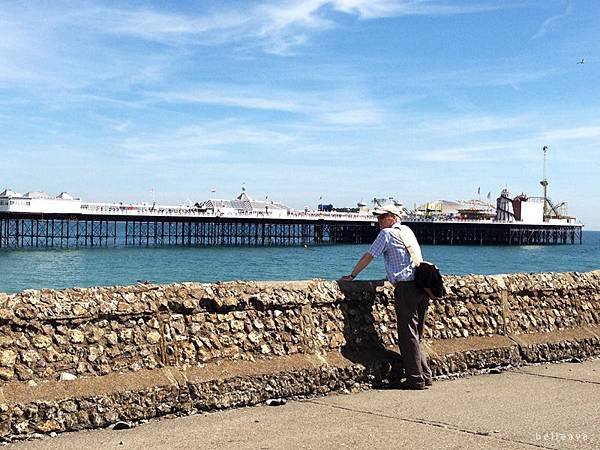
[397,381,427,390]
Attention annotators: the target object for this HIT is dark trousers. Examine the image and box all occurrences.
[394,281,432,385]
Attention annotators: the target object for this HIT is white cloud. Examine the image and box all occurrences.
[258,0,333,31]
[117,121,294,162]
[417,144,500,162]
[531,3,573,40]
[44,1,510,55]
[412,114,534,136]
[334,0,504,18]
[318,108,384,125]
[0,0,518,90]
[416,137,548,162]
[0,17,47,84]
[151,84,386,126]
[407,68,557,91]
[152,89,299,112]
[254,0,508,53]
[76,7,249,46]
[540,125,600,141]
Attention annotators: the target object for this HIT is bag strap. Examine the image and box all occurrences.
[393,225,423,267]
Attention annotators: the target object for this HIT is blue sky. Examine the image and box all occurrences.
[1,0,598,228]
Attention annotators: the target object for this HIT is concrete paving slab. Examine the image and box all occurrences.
[8,359,600,450]
[9,400,530,450]
[316,364,599,449]
[516,358,600,384]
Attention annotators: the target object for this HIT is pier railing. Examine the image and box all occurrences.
[80,203,374,222]
[79,203,582,226]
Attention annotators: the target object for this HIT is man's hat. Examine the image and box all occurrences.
[372,205,404,218]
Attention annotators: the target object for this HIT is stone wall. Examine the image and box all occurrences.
[0,271,599,438]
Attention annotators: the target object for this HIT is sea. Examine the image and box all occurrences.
[0,231,598,295]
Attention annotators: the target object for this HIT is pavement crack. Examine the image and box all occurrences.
[305,400,555,450]
[514,369,600,385]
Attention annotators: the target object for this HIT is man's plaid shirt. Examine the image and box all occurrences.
[368,224,416,284]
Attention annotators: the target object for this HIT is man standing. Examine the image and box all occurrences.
[341,205,432,390]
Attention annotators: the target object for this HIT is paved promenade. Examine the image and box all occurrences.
[10,359,599,450]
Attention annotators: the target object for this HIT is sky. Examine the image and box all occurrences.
[0,0,598,228]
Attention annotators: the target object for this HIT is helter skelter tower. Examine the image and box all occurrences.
[540,145,549,219]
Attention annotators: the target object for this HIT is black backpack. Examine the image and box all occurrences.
[414,261,445,298]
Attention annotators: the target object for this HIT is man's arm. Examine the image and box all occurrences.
[340,252,374,281]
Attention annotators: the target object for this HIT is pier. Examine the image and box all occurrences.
[0,209,582,249]
[0,186,584,249]
[408,219,583,246]
[0,210,375,248]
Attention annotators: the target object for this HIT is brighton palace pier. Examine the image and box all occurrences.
[0,188,583,249]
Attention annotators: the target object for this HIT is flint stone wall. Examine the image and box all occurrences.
[0,271,599,438]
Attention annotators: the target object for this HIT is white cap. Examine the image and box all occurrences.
[372,205,404,218]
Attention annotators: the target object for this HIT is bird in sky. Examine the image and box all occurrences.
[577,58,585,64]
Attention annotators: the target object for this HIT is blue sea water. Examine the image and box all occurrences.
[0,231,598,294]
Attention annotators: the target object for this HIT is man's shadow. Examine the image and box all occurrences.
[337,280,403,387]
